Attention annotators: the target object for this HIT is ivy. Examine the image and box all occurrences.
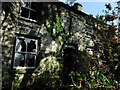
[11,74,23,90]
[46,13,71,53]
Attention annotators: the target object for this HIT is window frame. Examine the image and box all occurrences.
[19,2,38,22]
[12,33,41,69]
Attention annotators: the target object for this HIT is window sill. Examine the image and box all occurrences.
[12,67,35,73]
[18,16,37,23]
[13,66,35,70]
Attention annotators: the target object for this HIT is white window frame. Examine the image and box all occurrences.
[19,2,38,22]
[13,35,39,69]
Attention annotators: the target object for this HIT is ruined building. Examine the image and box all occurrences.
[1,1,106,89]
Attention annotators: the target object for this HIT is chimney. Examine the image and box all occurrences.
[73,3,82,11]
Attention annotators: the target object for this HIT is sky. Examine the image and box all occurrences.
[59,0,119,17]
[59,0,119,25]
[79,2,118,17]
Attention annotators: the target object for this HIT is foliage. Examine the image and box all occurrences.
[105,3,112,11]
[46,13,71,54]
[65,0,77,6]
[69,49,115,89]
[29,55,61,86]
[95,3,118,66]
[69,70,115,89]
[68,3,119,89]
[11,74,23,90]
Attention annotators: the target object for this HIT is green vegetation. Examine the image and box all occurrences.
[69,71,115,89]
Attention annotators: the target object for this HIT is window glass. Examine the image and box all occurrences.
[30,10,37,20]
[13,36,38,69]
[31,2,38,10]
[20,2,38,21]
[24,2,31,8]
[21,7,29,19]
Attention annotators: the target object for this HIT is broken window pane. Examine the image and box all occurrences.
[13,53,25,67]
[15,38,26,52]
[13,36,38,69]
[26,54,36,67]
[27,39,36,52]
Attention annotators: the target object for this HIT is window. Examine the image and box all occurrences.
[20,2,40,22]
[13,34,40,69]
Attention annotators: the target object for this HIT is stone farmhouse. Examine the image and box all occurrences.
[1,1,106,89]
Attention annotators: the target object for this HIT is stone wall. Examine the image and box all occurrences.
[1,2,98,89]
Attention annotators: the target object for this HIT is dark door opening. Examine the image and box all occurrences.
[62,43,78,85]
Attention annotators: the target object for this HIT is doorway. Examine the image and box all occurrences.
[62,43,78,85]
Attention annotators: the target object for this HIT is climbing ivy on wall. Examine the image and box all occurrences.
[46,12,71,53]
